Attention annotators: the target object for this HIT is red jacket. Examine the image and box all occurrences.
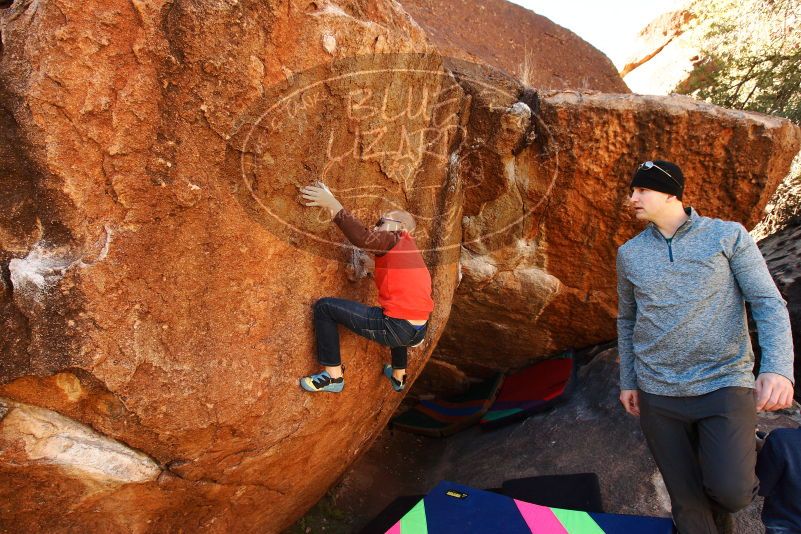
[334,210,434,320]
[374,231,434,320]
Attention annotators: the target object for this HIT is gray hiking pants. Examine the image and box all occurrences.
[639,387,758,534]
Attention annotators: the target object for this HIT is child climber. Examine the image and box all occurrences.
[298,182,434,393]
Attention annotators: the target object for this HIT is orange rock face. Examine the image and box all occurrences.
[0,1,464,531]
[1,0,799,532]
[434,94,801,372]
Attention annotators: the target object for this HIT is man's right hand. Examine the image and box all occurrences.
[620,389,640,416]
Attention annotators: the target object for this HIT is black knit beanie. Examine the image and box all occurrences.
[630,160,685,200]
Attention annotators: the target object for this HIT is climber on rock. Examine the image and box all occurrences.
[297,182,434,393]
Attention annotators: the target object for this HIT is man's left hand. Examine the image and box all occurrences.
[755,372,795,412]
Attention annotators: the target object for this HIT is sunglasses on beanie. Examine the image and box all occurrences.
[638,161,682,188]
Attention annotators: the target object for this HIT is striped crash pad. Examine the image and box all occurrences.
[386,481,675,534]
[480,355,575,430]
[390,374,504,438]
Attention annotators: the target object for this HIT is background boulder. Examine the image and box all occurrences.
[433,92,800,375]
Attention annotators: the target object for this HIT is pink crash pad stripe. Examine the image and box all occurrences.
[514,500,569,534]
[386,521,401,534]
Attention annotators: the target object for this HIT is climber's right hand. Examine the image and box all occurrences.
[300,182,343,217]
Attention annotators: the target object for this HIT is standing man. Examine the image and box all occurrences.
[298,182,433,393]
[616,160,795,533]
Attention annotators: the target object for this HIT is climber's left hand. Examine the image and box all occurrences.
[360,253,375,273]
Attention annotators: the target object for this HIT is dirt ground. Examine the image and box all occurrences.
[287,350,801,533]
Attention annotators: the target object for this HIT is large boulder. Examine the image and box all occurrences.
[0,0,466,531]
[400,0,630,92]
[433,93,801,373]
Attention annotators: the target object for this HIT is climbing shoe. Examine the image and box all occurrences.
[383,364,406,393]
[300,370,344,393]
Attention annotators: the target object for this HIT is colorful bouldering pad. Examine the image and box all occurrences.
[502,474,603,514]
[480,355,575,430]
[360,495,426,534]
[386,481,675,534]
[390,374,504,438]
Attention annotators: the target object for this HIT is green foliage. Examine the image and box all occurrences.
[678,0,801,122]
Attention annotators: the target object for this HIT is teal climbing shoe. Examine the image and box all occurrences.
[300,370,344,393]
[383,364,406,393]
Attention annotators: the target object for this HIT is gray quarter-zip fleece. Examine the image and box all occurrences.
[616,207,794,396]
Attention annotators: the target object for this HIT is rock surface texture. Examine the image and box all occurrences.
[753,154,801,241]
[759,219,801,396]
[400,0,630,93]
[433,93,800,373]
[0,0,799,532]
[0,0,459,531]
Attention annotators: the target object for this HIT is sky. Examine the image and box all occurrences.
[507,0,687,69]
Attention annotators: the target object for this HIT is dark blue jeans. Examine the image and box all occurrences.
[314,297,426,369]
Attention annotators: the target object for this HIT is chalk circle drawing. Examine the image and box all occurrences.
[232,53,558,265]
